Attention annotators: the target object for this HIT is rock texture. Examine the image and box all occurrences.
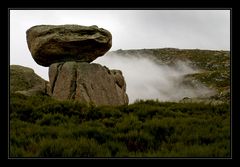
[26,25,112,67]
[10,65,50,96]
[49,62,128,106]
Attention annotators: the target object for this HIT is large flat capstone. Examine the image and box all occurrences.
[26,25,112,67]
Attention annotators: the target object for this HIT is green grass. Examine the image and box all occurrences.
[9,94,230,158]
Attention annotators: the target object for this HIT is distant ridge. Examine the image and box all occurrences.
[106,48,230,103]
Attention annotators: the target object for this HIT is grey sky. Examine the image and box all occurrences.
[10,10,230,81]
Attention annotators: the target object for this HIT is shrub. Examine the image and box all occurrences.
[37,113,69,126]
[115,130,155,152]
[115,114,142,133]
[143,118,175,143]
[9,95,230,157]
[102,141,128,157]
[37,138,111,157]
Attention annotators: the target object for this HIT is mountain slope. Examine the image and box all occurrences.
[106,48,230,103]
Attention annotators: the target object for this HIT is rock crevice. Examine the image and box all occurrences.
[69,68,77,99]
[50,62,64,94]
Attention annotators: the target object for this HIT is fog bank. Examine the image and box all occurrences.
[94,54,215,103]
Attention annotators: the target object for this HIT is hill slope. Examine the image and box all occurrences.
[9,48,231,157]
[106,48,230,103]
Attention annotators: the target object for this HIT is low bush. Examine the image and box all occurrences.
[9,95,230,157]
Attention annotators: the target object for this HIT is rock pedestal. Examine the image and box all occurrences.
[49,62,128,106]
[26,24,128,106]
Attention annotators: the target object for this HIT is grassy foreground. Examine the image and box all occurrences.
[10,93,230,158]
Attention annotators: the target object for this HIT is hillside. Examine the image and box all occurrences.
[10,48,231,158]
[10,94,230,157]
[106,48,230,103]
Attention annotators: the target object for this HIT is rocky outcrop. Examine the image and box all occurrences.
[49,62,128,106]
[10,65,50,96]
[26,24,128,106]
[26,25,112,67]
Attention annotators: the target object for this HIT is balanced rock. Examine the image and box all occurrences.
[49,62,128,106]
[10,65,50,96]
[26,25,112,67]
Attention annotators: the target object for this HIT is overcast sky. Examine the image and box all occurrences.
[10,10,230,81]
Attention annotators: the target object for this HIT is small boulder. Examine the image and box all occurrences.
[10,65,49,96]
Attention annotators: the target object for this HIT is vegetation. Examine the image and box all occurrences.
[10,48,230,158]
[10,93,230,158]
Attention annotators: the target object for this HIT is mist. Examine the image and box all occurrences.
[94,53,215,103]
